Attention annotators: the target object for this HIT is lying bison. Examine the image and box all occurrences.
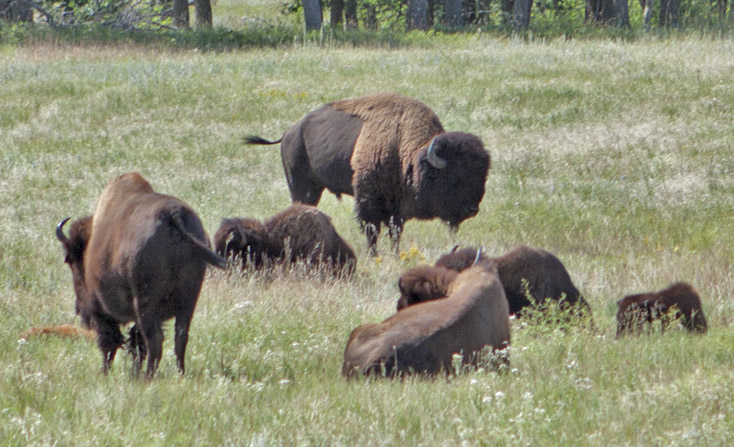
[399,246,590,319]
[214,203,356,275]
[616,282,707,337]
[342,264,510,378]
[244,93,491,254]
[56,173,226,378]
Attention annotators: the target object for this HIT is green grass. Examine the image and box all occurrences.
[1,34,734,445]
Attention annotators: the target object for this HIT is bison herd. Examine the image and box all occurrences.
[47,93,707,379]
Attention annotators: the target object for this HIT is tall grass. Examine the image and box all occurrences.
[1,36,733,445]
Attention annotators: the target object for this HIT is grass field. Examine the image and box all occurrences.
[1,23,734,446]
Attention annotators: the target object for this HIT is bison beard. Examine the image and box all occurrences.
[56,172,226,378]
[244,93,491,255]
[616,282,707,337]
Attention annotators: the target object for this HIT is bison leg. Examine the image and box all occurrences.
[94,315,124,375]
[173,310,194,375]
[387,216,404,254]
[128,324,147,376]
[134,316,164,378]
[362,222,381,257]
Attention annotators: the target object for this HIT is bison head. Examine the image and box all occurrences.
[396,265,459,311]
[616,296,655,337]
[413,132,490,229]
[214,218,278,270]
[56,216,93,323]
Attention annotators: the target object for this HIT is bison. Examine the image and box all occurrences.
[616,282,707,337]
[244,93,491,254]
[56,172,226,378]
[342,264,510,378]
[214,203,356,276]
[398,246,590,319]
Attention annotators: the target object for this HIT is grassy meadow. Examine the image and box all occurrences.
[2,29,734,446]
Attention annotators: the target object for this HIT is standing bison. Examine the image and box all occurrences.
[244,93,491,254]
[399,246,591,320]
[342,264,510,378]
[56,173,226,378]
[616,282,707,337]
[214,203,356,276]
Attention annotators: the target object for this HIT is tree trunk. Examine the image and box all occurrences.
[660,0,679,26]
[172,0,189,29]
[303,0,323,31]
[613,0,629,26]
[407,0,429,30]
[330,0,344,28]
[585,0,615,22]
[194,0,212,29]
[363,3,377,29]
[444,0,464,27]
[513,0,533,30]
[501,0,514,24]
[642,0,653,28]
[344,0,358,29]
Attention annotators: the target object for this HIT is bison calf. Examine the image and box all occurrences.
[214,203,356,276]
[616,282,707,337]
[343,264,510,378]
[57,172,226,378]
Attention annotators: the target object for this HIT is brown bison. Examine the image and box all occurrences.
[342,264,510,378]
[56,173,226,378]
[616,282,707,337]
[213,203,356,275]
[398,245,590,318]
[244,93,491,254]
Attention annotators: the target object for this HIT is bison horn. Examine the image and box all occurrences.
[56,217,71,244]
[472,247,483,266]
[426,138,447,169]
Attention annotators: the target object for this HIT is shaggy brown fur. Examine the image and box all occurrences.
[342,264,510,378]
[396,265,459,311]
[430,246,590,317]
[19,324,96,341]
[57,173,226,378]
[214,203,356,275]
[616,282,707,337]
[244,93,490,254]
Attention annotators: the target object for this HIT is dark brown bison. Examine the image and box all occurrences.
[398,246,590,319]
[342,264,510,378]
[616,282,707,337]
[244,93,491,254]
[56,173,226,378]
[214,203,356,275]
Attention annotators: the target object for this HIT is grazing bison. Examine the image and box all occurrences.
[56,173,226,378]
[398,245,590,318]
[342,264,510,378]
[244,93,491,254]
[616,282,707,337]
[214,203,356,275]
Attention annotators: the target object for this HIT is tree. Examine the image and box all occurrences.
[513,0,533,29]
[194,0,212,29]
[344,0,358,29]
[407,0,429,29]
[303,0,322,30]
[331,0,344,28]
[444,0,464,27]
[172,0,189,29]
[0,0,33,22]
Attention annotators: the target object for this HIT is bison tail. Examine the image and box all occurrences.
[170,214,228,270]
[242,135,281,146]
